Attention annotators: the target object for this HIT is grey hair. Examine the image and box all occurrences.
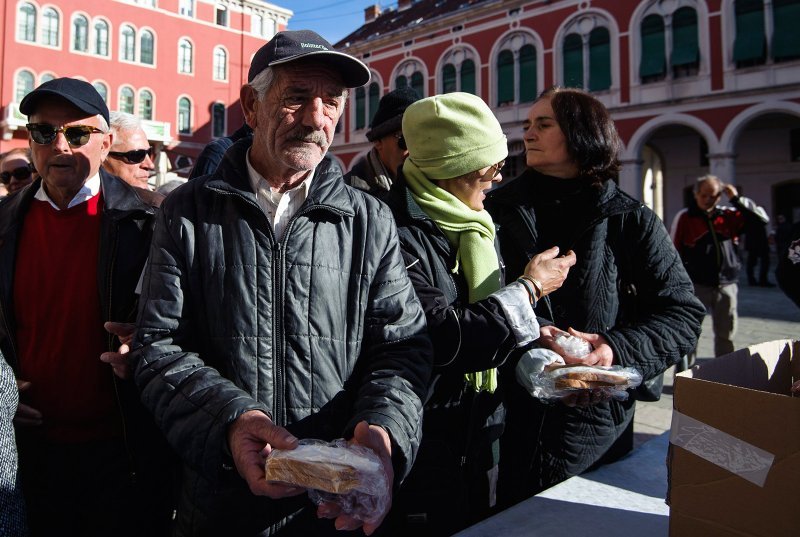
[695,174,721,193]
[248,66,349,104]
[109,111,141,134]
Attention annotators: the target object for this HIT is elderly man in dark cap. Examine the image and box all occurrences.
[0,77,172,535]
[131,30,432,536]
[345,87,420,201]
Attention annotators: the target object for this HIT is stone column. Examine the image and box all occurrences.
[618,158,643,200]
[708,153,736,184]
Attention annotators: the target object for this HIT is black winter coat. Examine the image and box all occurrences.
[486,169,704,503]
[384,174,525,534]
[132,140,433,536]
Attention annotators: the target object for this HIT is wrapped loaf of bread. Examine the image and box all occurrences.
[528,363,643,401]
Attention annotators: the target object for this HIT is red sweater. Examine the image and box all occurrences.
[14,194,118,443]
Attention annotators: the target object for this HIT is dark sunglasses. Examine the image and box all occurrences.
[394,132,407,151]
[0,165,32,184]
[108,147,154,165]
[26,123,105,147]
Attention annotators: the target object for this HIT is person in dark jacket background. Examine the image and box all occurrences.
[131,30,432,536]
[670,175,769,359]
[385,92,576,535]
[187,122,253,180]
[0,77,173,536]
[486,86,704,506]
[344,87,419,201]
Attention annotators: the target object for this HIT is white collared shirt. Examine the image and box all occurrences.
[246,151,314,240]
[34,173,101,210]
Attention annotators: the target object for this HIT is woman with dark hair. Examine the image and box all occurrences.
[486,86,705,505]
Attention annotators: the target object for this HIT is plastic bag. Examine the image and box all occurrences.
[554,332,593,357]
[264,438,389,524]
[516,349,642,402]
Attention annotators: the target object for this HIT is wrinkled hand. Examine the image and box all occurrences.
[101,321,136,379]
[14,379,42,426]
[229,410,303,498]
[317,421,393,535]
[523,246,577,298]
[538,326,614,367]
[722,183,738,199]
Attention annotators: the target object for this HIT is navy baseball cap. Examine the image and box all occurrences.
[20,77,110,125]
[248,29,370,88]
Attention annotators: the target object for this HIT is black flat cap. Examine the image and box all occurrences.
[366,87,420,141]
[20,77,109,124]
[248,29,370,88]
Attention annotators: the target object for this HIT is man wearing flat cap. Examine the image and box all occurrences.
[345,87,420,201]
[130,29,432,535]
[0,77,173,535]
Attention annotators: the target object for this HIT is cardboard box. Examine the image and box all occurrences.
[667,340,800,537]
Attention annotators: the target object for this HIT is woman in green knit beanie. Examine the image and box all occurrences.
[383,92,576,535]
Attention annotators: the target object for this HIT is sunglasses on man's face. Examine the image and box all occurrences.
[394,132,407,151]
[108,147,154,165]
[26,123,105,147]
[0,165,32,184]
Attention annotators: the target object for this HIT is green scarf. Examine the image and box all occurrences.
[404,159,499,393]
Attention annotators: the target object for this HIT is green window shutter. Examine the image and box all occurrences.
[519,44,537,102]
[460,59,476,95]
[396,75,407,90]
[640,14,666,78]
[589,28,611,91]
[733,0,766,63]
[355,87,365,130]
[411,72,425,97]
[563,33,583,88]
[442,63,457,93]
[671,7,699,66]
[772,0,800,61]
[497,50,514,104]
[368,83,380,126]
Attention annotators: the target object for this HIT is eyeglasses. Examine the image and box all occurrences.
[26,123,105,147]
[0,165,32,184]
[108,147,154,165]
[481,160,506,181]
[394,132,407,151]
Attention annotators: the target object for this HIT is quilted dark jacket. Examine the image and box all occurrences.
[486,169,704,503]
[132,139,433,536]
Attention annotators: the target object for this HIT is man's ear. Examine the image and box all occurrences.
[240,85,258,129]
[100,131,114,160]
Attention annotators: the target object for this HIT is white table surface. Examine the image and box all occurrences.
[455,432,670,536]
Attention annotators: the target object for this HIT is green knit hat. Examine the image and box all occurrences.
[402,92,508,180]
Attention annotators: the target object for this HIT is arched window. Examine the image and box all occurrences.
[411,72,424,98]
[368,82,380,126]
[671,7,699,78]
[395,75,407,89]
[442,64,457,93]
[588,27,611,91]
[72,15,88,52]
[251,13,263,35]
[17,3,37,42]
[497,50,514,105]
[120,25,135,61]
[178,39,193,73]
[119,86,135,114]
[15,71,35,102]
[772,0,800,62]
[140,30,154,65]
[94,20,109,56]
[460,59,476,95]
[640,14,666,83]
[518,45,536,102]
[139,89,153,119]
[40,73,55,84]
[42,7,60,47]
[93,81,108,103]
[733,0,767,67]
[355,87,366,130]
[215,5,228,27]
[212,102,226,137]
[213,47,227,80]
[178,97,192,134]
[563,33,583,88]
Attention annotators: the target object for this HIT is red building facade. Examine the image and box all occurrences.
[0,0,291,181]
[332,0,800,227]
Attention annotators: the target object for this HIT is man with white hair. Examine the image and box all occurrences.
[102,111,155,190]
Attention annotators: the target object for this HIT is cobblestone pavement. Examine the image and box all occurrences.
[633,272,800,448]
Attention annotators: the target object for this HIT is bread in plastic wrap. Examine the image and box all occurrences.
[265,439,389,524]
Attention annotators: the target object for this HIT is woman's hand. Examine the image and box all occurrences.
[538,326,614,366]
[522,246,577,298]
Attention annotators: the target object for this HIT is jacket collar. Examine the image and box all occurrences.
[205,137,355,218]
